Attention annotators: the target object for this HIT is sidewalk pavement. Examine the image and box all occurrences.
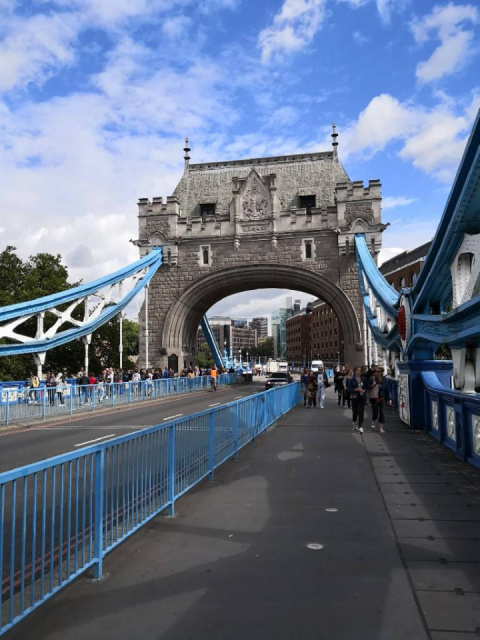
[6,389,480,640]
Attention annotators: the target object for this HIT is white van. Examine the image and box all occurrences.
[311,360,324,370]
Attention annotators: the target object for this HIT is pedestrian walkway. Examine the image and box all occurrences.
[5,390,480,639]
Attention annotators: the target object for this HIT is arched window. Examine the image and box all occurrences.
[399,277,406,288]
[410,272,417,285]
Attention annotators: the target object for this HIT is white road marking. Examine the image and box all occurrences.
[209,402,221,407]
[74,434,116,447]
[233,395,244,399]
[163,414,183,421]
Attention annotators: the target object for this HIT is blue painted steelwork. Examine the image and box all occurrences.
[200,316,224,368]
[0,249,163,356]
[0,382,300,635]
[355,109,480,360]
[412,109,480,316]
[0,374,239,426]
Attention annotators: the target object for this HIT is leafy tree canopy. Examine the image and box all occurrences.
[0,246,139,381]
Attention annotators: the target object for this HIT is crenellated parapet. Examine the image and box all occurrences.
[336,179,386,257]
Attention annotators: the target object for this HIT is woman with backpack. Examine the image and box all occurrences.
[369,368,392,433]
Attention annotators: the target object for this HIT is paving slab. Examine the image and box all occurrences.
[418,591,480,632]
[5,389,480,639]
[407,560,480,591]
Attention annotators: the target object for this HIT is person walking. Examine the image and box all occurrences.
[334,366,345,406]
[56,372,65,406]
[306,372,317,409]
[29,372,40,403]
[369,368,392,433]
[348,366,367,433]
[300,368,309,407]
[46,372,57,406]
[316,366,328,409]
[343,368,353,408]
[210,365,217,392]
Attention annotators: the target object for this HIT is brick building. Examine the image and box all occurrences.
[380,241,431,291]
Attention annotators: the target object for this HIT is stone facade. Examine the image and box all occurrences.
[134,138,386,371]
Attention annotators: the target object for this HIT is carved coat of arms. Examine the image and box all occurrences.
[241,183,268,221]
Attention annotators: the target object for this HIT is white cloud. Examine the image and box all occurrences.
[337,0,403,23]
[268,106,300,126]
[378,247,403,266]
[161,15,193,39]
[412,3,479,84]
[0,12,81,91]
[258,0,327,64]
[353,30,369,45]
[382,196,417,209]
[341,92,480,182]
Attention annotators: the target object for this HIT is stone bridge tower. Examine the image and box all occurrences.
[134,129,386,371]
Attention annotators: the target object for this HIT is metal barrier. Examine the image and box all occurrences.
[0,374,238,426]
[421,372,480,469]
[0,382,300,634]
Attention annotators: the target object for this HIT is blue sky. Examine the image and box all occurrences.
[0,0,479,322]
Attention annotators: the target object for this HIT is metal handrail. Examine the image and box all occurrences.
[0,382,300,634]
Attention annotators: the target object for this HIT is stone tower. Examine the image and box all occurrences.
[133,130,386,371]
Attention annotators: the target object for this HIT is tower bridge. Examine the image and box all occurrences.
[133,129,387,371]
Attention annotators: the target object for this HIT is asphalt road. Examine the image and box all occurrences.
[0,381,266,473]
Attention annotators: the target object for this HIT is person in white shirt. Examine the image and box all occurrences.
[316,367,328,409]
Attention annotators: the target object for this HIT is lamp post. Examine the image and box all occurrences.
[238,349,242,371]
[246,351,249,372]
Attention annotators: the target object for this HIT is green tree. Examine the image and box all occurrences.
[0,246,139,380]
[195,342,213,369]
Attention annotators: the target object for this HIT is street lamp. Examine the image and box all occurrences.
[238,349,242,371]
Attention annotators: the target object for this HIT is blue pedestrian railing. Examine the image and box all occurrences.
[0,382,300,635]
[0,374,239,426]
[420,372,480,469]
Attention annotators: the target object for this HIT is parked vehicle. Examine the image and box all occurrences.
[265,372,292,390]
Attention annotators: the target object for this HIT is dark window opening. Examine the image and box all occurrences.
[202,247,210,265]
[305,241,312,259]
[200,203,216,218]
[299,195,316,215]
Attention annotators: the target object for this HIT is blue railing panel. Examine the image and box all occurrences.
[0,374,239,426]
[0,382,301,635]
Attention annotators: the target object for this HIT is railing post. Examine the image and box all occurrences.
[234,403,239,459]
[128,382,132,404]
[41,387,46,420]
[93,448,105,579]
[92,384,96,411]
[208,412,215,482]
[5,390,9,427]
[168,425,175,516]
[263,393,267,431]
[69,386,73,415]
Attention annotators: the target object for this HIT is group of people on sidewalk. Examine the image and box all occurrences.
[333,364,392,434]
[300,363,392,434]
[300,366,330,409]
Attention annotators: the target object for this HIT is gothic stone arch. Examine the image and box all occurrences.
[134,148,387,370]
